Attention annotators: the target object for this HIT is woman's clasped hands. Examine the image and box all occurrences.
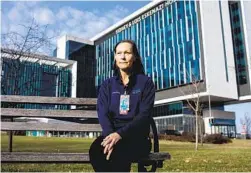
[101,132,122,160]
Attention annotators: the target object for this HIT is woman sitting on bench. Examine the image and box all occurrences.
[89,39,155,172]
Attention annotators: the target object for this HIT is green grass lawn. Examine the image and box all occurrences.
[1,135,251,172]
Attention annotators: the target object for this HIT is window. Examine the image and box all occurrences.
[229,1,248,85]
[41,73,57,97]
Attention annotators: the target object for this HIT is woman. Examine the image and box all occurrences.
[89,40,155,172]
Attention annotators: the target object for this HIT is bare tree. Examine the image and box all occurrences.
[1,18,63,139]
[1,18,61,99]
[1,18,56,55]
[179,71,204,151]
[240,112,251,135]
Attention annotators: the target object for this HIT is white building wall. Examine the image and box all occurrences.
[204,117,212,134]
[203,109,235,119]
[71,62,77,98]
[56,35,94,60]
[203,109,235,134]
[56,35,67,59]
[199,1,238,100]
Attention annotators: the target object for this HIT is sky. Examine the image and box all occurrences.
[1,0,251,133]
[1,1,150,51]
[224,102,251,133]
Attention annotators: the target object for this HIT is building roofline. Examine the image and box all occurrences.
[1,47,76,67]
[90,0,164,41]
[63,35,94,45]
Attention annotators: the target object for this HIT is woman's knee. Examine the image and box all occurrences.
[89,136,104,156]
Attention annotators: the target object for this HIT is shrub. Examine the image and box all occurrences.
[181,132,196,142]
[204,134,232,144]
[156,132,196,142]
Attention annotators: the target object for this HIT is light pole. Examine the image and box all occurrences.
[208,84,212,134]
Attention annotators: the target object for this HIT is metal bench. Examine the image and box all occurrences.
[1,95,171,172]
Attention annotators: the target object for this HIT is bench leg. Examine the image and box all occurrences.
[138,163,147,172]
[8,131,13,152]
[8,118,13,152]
[138,162,157,172]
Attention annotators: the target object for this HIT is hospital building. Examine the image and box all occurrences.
[55,0,251,137]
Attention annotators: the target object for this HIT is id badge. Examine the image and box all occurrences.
[120,94,130,115]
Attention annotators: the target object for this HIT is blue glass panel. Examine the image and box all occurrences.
[213,119,235,126]
[95,0,201,90]
[229,1,248,85]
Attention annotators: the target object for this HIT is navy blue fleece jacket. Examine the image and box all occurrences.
[97,74,155,139]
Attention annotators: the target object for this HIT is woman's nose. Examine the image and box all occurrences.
[120,54,126,59]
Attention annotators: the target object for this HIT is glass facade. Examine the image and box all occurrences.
[95,0,201,90]
[155,115,196,133]
[53,48,57,57]
[26,130,45,137]
[66,40,96,98]
[212,125,236,138]
[209,117,236,138]
[153,101,183,117]
[152,101,200,133]
[45,131,101,138]
[1,57,72,109]
[229,2,248,85]
[66,40,88,60]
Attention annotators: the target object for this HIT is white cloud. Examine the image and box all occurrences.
[6,2,54,26]
[1,12,9,34]
[7,3,23,22]
[55,4,129,39]
[105,5,129,23]
[33,8,55,25]
[2,1,130,54]
[69,7,85,19]
[9,23,27,34]
[56,8,68,21]
[25,1,38,8]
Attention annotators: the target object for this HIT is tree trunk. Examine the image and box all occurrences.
[199,116,203,146]
[195,111,198,151]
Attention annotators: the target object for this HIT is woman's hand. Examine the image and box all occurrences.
[101,132,122,160]
[105,146,113,160]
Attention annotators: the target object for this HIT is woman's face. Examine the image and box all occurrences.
[115,42,135,72]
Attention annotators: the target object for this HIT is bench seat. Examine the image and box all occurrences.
[1,152,171,163]
[1,95,171,172]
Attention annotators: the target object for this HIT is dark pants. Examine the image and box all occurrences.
[89,136,151,172]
